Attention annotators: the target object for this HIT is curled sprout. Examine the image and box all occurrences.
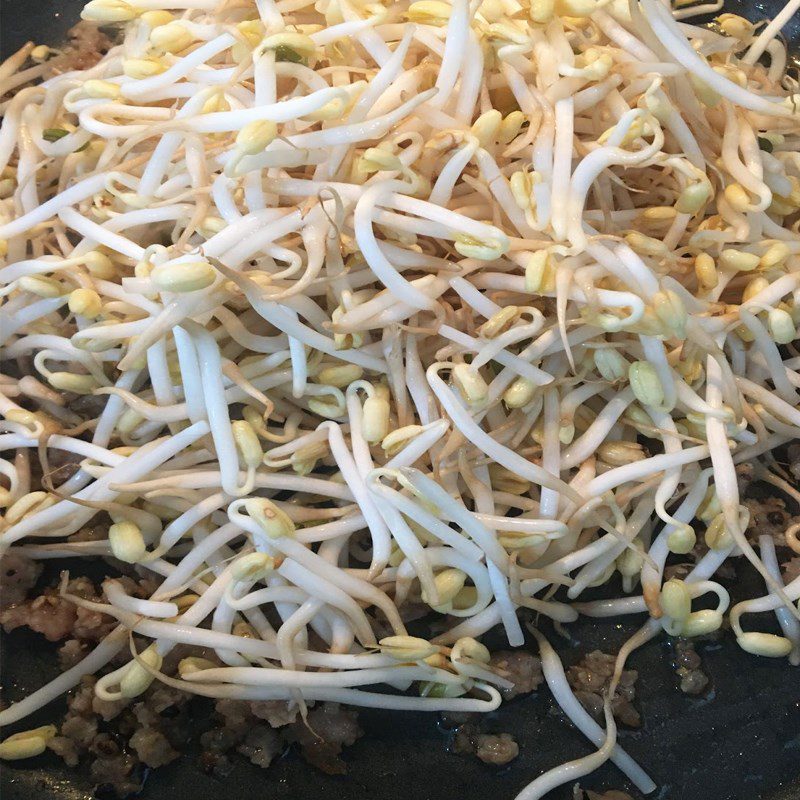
[1,0,800,794]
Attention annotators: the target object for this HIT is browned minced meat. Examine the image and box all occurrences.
[199,719,240,778]
[199,697,290,776]
[55,578,159,667]
[745,496,798,547]
[74,604,116,642]
[49,707,100,766]
[567,651,640,728]
[48,733,82,767]
[67,675,129,723]
[199,697,252,777]
[41,631,356,787]
[489,650,543,700]
[57,22,113,72]
[1,587,77,641]
[59,638,91,669]
[237,725,282,768]
[126,692,191,769]
[1,576,114,643]
[129,726,179,769]
[454,725,519,765]
[289,702,363,775]
[211,698,255,741]
[48,675,197,793]
[476,733,519,765]
[783,557,800,584]
[62,709,99,748]
[48,676,138,794]
[250,699,299,727]
[49,684,363,788]
[673,639,709,696]
[0,552,42,610]
[88,734,142,799]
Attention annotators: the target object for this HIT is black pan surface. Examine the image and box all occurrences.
[1,2,800,798]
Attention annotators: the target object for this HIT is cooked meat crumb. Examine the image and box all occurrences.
[237,725,281,768]
[1,576,114,643]
[59,22,113,71]
[59,638,90,668]
[0,552,42,610]
[1,589,77,641]
[783,557,800,584]
[289,702,363,775]
[250,699,298,728]
[129,726,178,768]
[567,651,640,728]
[89,742,141,799]
[48,734,81,767]
[69,676,129,722]
[62,711,99,748]
[745,496,797,547]
[489,650,543,699]
[454,725,519,765]
[674,639,709,696]
[212,697,254,741]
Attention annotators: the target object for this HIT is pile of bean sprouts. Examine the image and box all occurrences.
[1,0,800,793]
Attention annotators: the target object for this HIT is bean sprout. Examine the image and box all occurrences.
[1,0,799,795]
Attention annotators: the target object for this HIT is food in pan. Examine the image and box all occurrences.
[1,0,799,796]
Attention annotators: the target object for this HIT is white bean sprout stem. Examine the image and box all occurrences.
[1,0,800,795]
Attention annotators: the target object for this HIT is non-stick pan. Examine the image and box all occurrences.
[1,2,799,798]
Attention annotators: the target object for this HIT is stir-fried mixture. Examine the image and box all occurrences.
[1,0,800,795]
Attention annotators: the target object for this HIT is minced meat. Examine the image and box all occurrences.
[129,726,179,768]
[46,673,197,793]
[59,638,90,668]
[250,699,299,728]
[673,639,709,695]
[475,733,518,765]
[1,590,77,641]
[47,677,138,797]
[68,675,128,723]
[0,552,42,609]
[88,734,142,799]
[783,557,800,584]
[48,734,82,767]
[62,22,112,70]
[745,496,796,546]
[237,725,281,768]
[489,650,543,699]
[1,576,114,643]
[567,651,640,728]
[289,702,363,775]
[454,725,519,765]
